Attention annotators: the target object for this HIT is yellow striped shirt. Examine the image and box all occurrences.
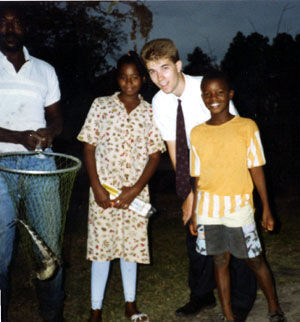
[190,116,265,220]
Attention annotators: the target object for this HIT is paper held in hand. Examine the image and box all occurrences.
[102,183,155,218]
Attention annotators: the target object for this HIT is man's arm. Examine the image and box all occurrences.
[36,101,63,149]
[166,140,176,170]
[0,101,62,151]
[166,140,194,225]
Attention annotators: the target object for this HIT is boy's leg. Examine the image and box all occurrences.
[175,226,216,317]
[230,255,257,318]
[245,255,280,313]
[214,252,234,320]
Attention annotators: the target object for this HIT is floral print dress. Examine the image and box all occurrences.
[77,92,166,263]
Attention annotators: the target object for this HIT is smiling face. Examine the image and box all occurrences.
[146,57,185,97]
[201,78,234,118]
[0,8,25,53]
[117,63,143,98]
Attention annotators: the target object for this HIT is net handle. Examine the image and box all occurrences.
[0,151,81,175]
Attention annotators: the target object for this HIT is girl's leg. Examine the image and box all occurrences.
[214,252,234,320]
[91,261,110,310]
[120,259,148,321]
[120,258,137,303]
[246,255,281,313]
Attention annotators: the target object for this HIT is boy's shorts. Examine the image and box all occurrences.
[196,222,262,259]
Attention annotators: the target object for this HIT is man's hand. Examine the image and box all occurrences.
[19,130,45,151]
[182,190,194,225]
[36,127,55,149]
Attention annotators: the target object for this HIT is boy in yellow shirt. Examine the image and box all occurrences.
[190,71,286,322]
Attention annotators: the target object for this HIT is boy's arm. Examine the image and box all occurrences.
[166,140,194,225]
[189,177,199,236]
[249,166,274,231]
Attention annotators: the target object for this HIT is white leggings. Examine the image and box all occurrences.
[91,259,137,310]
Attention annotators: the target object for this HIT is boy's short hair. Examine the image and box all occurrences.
[140,38,180,64]
[201,70,233,91]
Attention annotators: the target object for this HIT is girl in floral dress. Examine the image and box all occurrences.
[77,52,165,322]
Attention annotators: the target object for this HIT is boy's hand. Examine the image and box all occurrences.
[182,190,194,225]
[261,208,275,232]
[112,186,139,210]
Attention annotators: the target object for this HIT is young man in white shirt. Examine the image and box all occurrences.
[141,38,257,321]
[0,5,63,322]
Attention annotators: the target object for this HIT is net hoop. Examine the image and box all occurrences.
[0,151,81,175]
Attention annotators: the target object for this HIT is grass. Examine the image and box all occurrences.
[8,170,300,321]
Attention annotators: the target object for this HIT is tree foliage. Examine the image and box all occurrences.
[20,2,152,91]
[11,1,153,147]
[183,47,217,75]
[184,30,300,190]
[220,31,300,190]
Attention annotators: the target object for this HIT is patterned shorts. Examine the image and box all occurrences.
[196,222,262,259]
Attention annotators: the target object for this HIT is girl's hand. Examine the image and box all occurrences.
[93,186,111,209]
[261,208,275,232]
[112,186,140,210]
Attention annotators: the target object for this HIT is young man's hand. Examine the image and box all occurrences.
[189,217,198,236]
[182,190,194,225]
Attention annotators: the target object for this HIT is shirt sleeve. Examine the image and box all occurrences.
[77,98,101,146]
[146,119,166,155]
[45,65,61,107]
[152,94,177,141]
[190,128,201,177]
[247,121,266,168]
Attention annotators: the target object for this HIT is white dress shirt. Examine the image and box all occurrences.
[152,73,238,147]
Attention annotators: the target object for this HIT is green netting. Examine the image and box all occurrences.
[0,151,81,272]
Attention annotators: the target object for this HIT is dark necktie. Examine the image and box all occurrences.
[176,99,191,200]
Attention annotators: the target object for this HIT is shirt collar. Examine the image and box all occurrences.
[23,46,31,61]
[179,73,191,101]
[0,46,31,65]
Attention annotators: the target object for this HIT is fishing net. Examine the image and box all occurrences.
[0,151,81,271]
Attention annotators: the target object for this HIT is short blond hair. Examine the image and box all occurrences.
[140,38,180,65]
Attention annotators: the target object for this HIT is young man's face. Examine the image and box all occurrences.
[201,79,234,116]
[146,58,184,97]
[0,9,25,53]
